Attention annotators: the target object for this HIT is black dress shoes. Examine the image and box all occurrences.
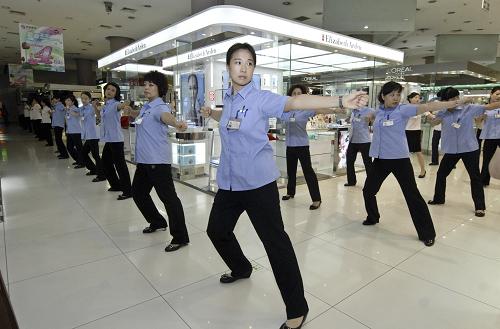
[86,171,97,176]
[142,226,167,234]
[362,218,379,225]
[72,161,78,165]
[219,271,252,284]
[279,311,308,329]
[344,182,356,186]
[475,210,485,217]
[117,194,132,200]
[422,238,435,247]
[418,171,426,178]
[165,243,188,252]
[309,201,321,210]
[58,155,69,159]
[107,187,121,192]
[427,200,444,205]
[429,162,438,166]
[74,164,85,169]
[282,195,294,201]
[92,176,106,182]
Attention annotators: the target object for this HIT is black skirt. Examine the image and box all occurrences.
[405,130,422,153]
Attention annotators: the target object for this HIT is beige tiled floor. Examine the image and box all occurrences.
[2,128,500,329]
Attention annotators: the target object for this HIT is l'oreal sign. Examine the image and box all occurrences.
[385,66,413,81]
[302,76,319,82]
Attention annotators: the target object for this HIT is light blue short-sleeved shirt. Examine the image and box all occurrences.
[437,104,486,154]
[51,101,65,128]
[65,105,82,134]
[217,83,288,191]
[100,99,124,143]
[350,107,375,144]
[479,108,500,140]
[280,110,316,147]
[80,104,99,140]
[135,97,172,164]
[369,104,418,159]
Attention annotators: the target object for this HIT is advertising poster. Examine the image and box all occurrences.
[8,64,34,87]
[19,23,65,72]
[180,72,205,126]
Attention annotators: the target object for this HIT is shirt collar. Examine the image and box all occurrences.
[224,81,255,100]
[105,98,118,105]
[145,97,163,109]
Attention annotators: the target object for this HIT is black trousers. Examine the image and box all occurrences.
[476,129,483,150]
[66,133,84,164]
[32,119,41,137]
[53,127,68,156]
[285,146,321,202]
[102,142,132,194]
[26,118,32,132]
[362,158,436,240]
[82,139,105,178]
[432,150,485,210]
[132,164,189,244]
[431,130,441,164]
[346,142,372,185]
[207,182,308,319]
[481,139,500,185]
[41,123,53,145]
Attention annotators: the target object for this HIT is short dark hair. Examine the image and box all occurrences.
[144,71,168,97]
[437,87,459,101]
[287,84,308,96]
[407,92,420,102]
[378,81,403,103]
[81,91,92,99]
[226,43,257,66]
[104,82,121,101]
[40,97,50,107]
[63,94,79,107]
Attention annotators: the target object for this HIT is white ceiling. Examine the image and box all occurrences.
[0,0,498,68]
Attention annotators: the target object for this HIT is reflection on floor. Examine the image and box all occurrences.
[1,126,500,329]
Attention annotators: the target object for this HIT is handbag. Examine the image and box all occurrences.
[489,148,500,179]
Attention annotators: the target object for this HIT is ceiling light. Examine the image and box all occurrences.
[403,18,409,21]
[250,31,255,35]
[297,41,302,45]
[473,47,479,51]
[201,33,206,36]
[363,25,369,29]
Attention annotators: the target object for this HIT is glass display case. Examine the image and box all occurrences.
[98,5,405,192]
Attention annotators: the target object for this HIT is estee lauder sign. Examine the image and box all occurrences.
[321,34,362,51]
[125,43,147,56]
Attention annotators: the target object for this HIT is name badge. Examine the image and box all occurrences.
[227,118,241,130]
[354,118,361,122]
[452,122,461,129]
[81,116,85,121]
[134,118,143,125]
[495,114,500,119]
[382,120,394,127]
[290,117,296,122]
[66,115,70,120]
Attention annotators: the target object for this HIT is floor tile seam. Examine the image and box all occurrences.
[331,306,373,328]
[290,218,355,236]
[70,296,161,329]
[8,252,124,285]
[394,267,500,311]
[159,270,231,296]
[159,295,193,329]
[4,224,102,248]
[332,267,395,308]
[120,230,206,255]
[425,239,500,263]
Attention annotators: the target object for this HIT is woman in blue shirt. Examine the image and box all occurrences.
[127,71,190,252]
[51,93,69,159]
[480,86,500,186]
[98,82,132,200]
[63,94,85,169]
[428,87,500,217]
[201,43,367,329]
[79,92,106,182]
[281,84,343,210]
[363,81,466,247]
[345,106,375,186]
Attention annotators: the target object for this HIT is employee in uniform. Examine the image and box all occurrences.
[201,43,367,329]
[405,92,427,178]
[428,87,500,216]
[79,92,106,182]
[127,71,190,252]
[280,84,343,210]
[344,106,375,186]
[52,93,69,159]
[30,97,43,140]
[64,94,85,169]
[480,86,500,186]
[40,97,53,146]
[362,81,466,247]
[98,82,132,200]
